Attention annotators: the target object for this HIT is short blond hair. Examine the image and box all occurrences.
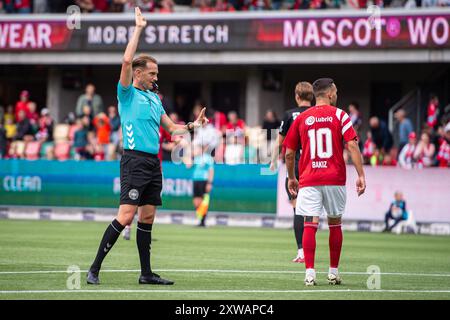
[295,82,314,102]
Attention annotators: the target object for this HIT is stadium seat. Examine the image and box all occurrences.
[393,210,418,235]
[53,124,70,142]
[8,141,26,158]
[54,141,71,161]
[25,141,42,160]
[40,141,55,159]
[68,124,79,142]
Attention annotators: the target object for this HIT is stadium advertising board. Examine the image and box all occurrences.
[276,164,450,223]
[0,160,277,214]
[0,11,448,51]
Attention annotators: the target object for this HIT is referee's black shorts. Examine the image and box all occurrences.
[193,181,207,198]
[120,150,162,206]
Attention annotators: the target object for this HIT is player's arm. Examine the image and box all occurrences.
[347,139,366,196]
[285,148,298,197]
[161,107,209,135]
[120,7,147,88]
[283,118,301,196]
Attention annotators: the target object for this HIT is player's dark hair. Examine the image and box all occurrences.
[313,78,335,98]
[132,55,158,70]
[295,82,314,102]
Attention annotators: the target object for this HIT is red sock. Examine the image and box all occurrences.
[329,224,343,268]
[302,222,318,269]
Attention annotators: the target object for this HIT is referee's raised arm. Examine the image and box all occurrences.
[120,7,147,88]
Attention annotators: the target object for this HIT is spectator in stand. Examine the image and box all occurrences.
[75,0,95,12]
[427,94,439,130]
[369,116,393,155]
[14,0,31,13]
[79,105,95,130]
[383,191,408,233]
[27,101,39,134]
[370,148,382,167]
[0,1,6,13]
[4,117,17,141]
[15,90,31,122]
[214,0,236,10]
[158,0,174,12]
[93,0,110,11]
[362,131,376,164]
[398,132,417,169]
[75,84,104,118]
[122,0,157,12]
[108,105,121,145]
[15,110,34,141]
[3,105,14,125]
[290,0,312,9]
[395,108,414,152]
[348,101,362,150]
[73,116,92,160]
[226,111,246,134]
[65,111,77,126]
[244,0,272,10]
[262,109,281,142]
[436,122,450,168]
[414,132,435,168]
[213,109,228,136]
[382,153,397,166]
[93,112,111,146]
[348,102,362,134]
[35,108,54,142]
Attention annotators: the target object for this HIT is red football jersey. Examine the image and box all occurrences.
[283,105,357,187]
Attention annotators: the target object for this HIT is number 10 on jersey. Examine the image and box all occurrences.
[308,128,333,159]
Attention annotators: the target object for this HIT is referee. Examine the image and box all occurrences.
[270,82,314,263]
[87,8,208,285]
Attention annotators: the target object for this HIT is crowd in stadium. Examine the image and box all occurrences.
[0,0,448,14]
[0,83,449,168]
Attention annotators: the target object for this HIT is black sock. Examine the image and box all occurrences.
[90,219,125,273]
[136,222,153,276]
[200,215,206,226]
[293,208,304,250]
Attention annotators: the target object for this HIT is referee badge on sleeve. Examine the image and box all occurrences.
[129,189,139,200]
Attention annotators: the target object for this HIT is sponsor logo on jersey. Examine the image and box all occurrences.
[305,116,333,126]
[305,116,315,125]
[315,116,333,123]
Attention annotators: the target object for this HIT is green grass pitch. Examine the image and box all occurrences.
[0,219,450,300]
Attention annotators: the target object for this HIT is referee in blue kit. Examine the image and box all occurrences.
[87,8,208,285]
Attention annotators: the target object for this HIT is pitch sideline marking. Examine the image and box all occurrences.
[1,269,450,277]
